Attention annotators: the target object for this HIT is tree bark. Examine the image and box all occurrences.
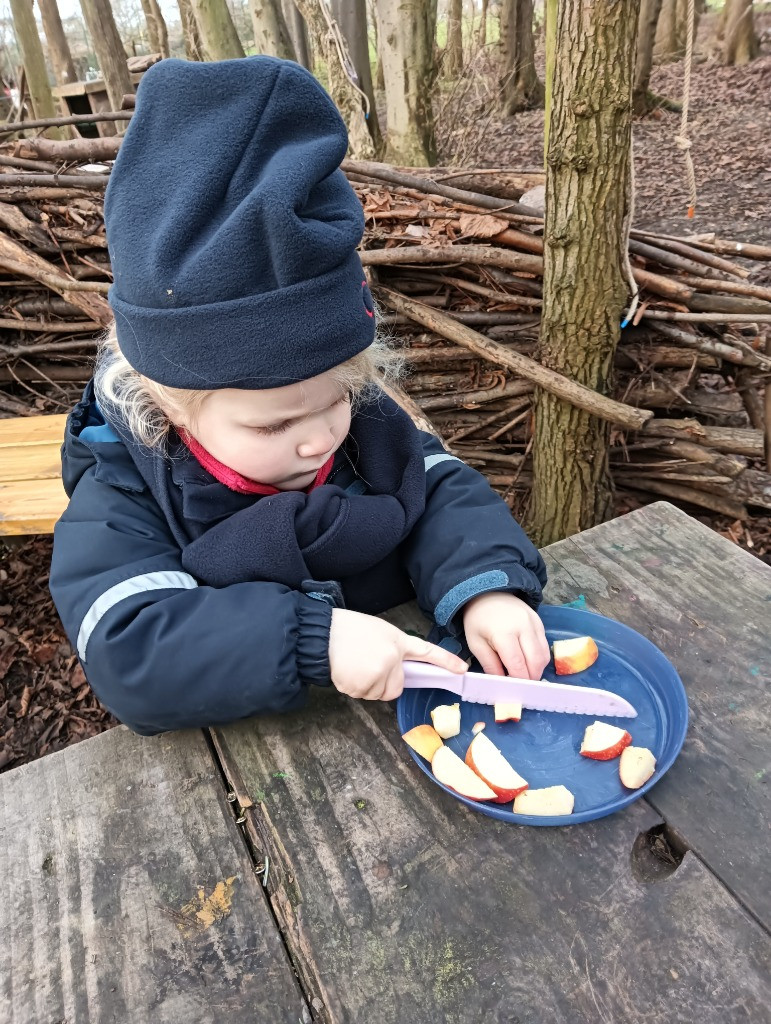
[478,0,489,45]
[282,0,312,67]
[632,0,662,114]
[248,0,295,58]
[139,0,170,57]
[37,0,78,85]
[722,0,759,65]
[9,0,67,139]
[654,0,699,62]
[374,0,437,165]
[500,0,543,114]
[191,0,246,59]
[294,0,377,159]
[178,0,205,60]
[369,0,385,91]
[330,0,382,151]
[529,0,641,546]
[78,0,134,131]
[446,0,463,75]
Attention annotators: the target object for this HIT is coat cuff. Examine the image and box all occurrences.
[296,595,334,687]
[434,565,545,633]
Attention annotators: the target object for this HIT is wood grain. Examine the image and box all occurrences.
[0,727,307,1023]
[541,500,771,931]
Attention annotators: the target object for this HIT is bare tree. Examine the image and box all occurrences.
[446,0,463,75]
[654,0,700,62]
[139,0,170,56]
[722,0,758,65]
[330,0,381,149]
[37,0,78,84]
[8,0,62,131]
[529,0,641,545]
[78,0,134,126]
[375,0,437,165]
[178,0,205,60]
[633,0,662,114]
[478,0,489,46]
[248,0,295,58]
[191,0,246,58]
[500,0,543,114]
[282,0,311,67]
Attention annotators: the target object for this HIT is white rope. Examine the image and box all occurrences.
[674,0,697,218]
[319,0,371,119]
[621,142,640,328]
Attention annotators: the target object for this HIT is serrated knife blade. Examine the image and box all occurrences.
[403,662,637,717]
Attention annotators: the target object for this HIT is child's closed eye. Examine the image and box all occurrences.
[251,392,350,436]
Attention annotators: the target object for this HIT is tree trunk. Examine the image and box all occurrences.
[500,0,543,114]
[446,0,463,75]
[78,0,133,134]
[529,0,640,546]
[191,0,246,59]
[369,0,384,91]
[283,0,312,67]
[37,0,77,85]
[478,0,489,46]
[374,0,437,165]
[139,0,170,57]
[293,0,377,159]
[722,0,759,65]
[8,0,65,136]
[633,0,662,114]
[330,0,382,150]
[178,0,205,60]
[654,0,699,62]
[248,0,295,58]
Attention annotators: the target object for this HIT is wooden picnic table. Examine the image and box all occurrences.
[1,501,769,1023]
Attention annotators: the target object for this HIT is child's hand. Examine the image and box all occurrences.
[462,592,550,680]
[328,609,467,702]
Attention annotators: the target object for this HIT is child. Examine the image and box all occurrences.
[49,57,549,736]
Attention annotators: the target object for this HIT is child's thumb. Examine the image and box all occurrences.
[403,637,467,674]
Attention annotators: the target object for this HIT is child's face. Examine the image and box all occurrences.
[180,370,352,489]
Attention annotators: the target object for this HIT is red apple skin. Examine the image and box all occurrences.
[465,745,529,804]
[580,731,632,761]
[553,636,599,676]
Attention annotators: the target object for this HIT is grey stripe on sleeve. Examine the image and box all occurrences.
[77,570,199,661]
[424,453,461,472]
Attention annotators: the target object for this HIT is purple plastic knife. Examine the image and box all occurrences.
[402,662,637,717]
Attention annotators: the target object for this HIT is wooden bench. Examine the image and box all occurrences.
[0,414,67,535]
[1,502,769,1023]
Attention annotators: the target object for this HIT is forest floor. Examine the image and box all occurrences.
[2,21,770,772]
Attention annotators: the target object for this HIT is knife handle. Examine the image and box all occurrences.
[402,661,466,697]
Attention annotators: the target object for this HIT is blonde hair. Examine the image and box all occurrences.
[94,319,402,450]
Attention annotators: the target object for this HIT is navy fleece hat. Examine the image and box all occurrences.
[104,57,375,389]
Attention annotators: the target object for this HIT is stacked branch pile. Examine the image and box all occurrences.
[1,125,770,523]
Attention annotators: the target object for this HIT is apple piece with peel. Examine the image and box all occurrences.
[402,724,443,761]
[494,701,522,723]
[431,745,497,801]
[580,721,632,760]
[430,702,461,739]
[619,746,657,789]
[553,635,599,675]
[513,785,575,816]
[465,732,528,803]
[471,721,486,735]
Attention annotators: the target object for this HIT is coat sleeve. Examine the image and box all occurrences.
[49,465,333,735]
[402,433,547,635]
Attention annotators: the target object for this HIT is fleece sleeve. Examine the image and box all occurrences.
[49,466,333,736]
[401,433,547,635]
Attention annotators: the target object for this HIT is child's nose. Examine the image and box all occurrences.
[297,423,335,459]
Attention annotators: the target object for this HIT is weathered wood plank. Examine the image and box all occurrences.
[0,475,67,534]
[213,684,770,1024]
[0,413,66,448]
[0,726,308,1023]
[541,501,771,930]
[0,440,61,482]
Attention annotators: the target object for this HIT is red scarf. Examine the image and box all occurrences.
[181,431,334,495]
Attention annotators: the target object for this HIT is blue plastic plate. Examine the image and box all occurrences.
[396,606,688,826]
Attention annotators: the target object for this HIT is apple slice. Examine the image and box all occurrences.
[465,732,528,803]
[471,721,486,735]
[431,746,496,801]
[402,724,443,761]
[430,702,461,739]
[494,701,522,723]
[513,785,575,816]
[580,721,632,760]
[553,635,599,675]
[619,746,657,789]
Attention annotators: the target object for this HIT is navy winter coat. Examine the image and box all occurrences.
[50,384,547,735]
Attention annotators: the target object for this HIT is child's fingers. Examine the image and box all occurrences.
[380,663,406,702]
[519,629,551,680]
[403,636,467,674]
[496,639,530,680]
[467,637,505,678]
